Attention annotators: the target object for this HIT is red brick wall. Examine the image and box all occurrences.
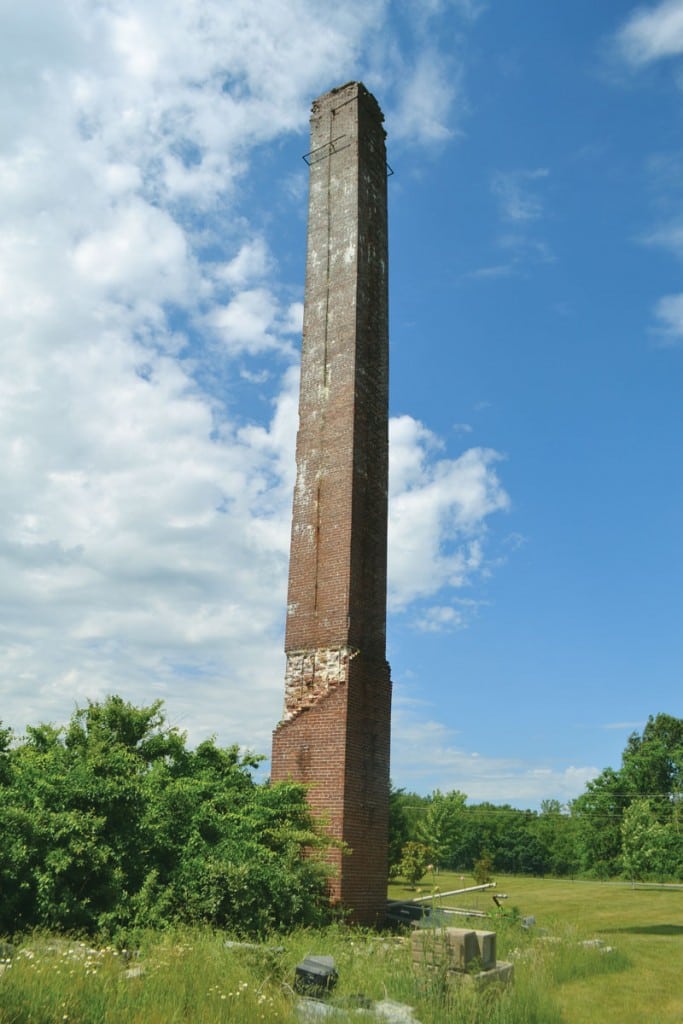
[271,656,391,924]
[271,83,391,926]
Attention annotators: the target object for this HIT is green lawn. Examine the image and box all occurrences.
[390,872,683,1024]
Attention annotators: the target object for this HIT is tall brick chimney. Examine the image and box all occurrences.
[271,82,392,926]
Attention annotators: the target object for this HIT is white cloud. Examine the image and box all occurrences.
[0,0,505,767]
[0,346,295,748]
[207,288,293,357]
[72,200,192,301]
[388,415,509,611]
[389,50,462,143]
[412,606,466,632]
[465,263,516,281]
[390,698,599,805]
[406,0,485,19]
[652,292,683,340]
[363,0,473,144]
[492,168,549,223]
[217,238,274,288]
[643,221,683,255]
[641,221,683,343]
[616,0,683,67]
[465,169,553,279]
[603,721,644,731]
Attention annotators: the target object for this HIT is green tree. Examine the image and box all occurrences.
[621,714,683,819]
[571,714,683,880]
[535,800,580,877]
[416,789,467,871]
[0,722,12,784]
[505,809,546,874]
[621,799,667,883]
[461,803,513,872]
[621,798,683,883]
[398,841,431,888]
[388,783,412,872]
[571,768,630,878]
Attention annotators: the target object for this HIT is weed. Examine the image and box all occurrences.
[1,877,681,1023]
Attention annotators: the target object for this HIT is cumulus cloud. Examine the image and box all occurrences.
[389,50,463,143]
[388,415,509,612]
[616,0,683,67]
[216,238,274,288]
[0,0,504,764]
[207,288,294,357]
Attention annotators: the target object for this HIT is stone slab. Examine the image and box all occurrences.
[411,928,478,971]
[457,961,514,990]
[473,929,497,970]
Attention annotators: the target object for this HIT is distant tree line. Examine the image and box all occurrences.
[0,696,331,939]
[390,714,683,884]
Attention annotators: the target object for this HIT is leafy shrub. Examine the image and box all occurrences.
[0,697,332,938]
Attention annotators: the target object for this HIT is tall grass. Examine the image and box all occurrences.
[1,875,681,1023]
[390,873,683,1024]
[0,921,625,1024]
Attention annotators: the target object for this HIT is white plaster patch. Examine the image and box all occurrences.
[282,645,357,720]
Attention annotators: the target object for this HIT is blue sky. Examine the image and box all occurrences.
[2,0,682,808]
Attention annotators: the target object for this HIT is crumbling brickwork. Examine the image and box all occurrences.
[283,647,358,721]
[271,82,391,926]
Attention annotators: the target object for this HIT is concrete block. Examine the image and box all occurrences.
[459,961,514,990]
[411,928,478,971]
[473,929,497,970]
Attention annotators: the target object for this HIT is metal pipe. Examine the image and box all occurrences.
[410,882,496,903]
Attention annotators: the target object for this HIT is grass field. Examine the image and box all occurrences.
[390,872,683,1024]
[0,874,681,1022]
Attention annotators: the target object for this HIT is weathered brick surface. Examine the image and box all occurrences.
[411,929,498,973]
[271,82,391,926]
